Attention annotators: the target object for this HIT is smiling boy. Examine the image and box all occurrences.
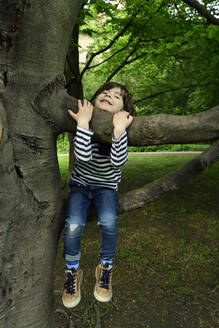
[62,82,134,308]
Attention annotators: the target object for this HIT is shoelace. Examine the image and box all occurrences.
[100,267,112,290]
[64,270,76,295]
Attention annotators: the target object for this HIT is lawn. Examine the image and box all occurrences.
[54,153,219,328]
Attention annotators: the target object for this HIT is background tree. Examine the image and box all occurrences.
[0,1,219,327]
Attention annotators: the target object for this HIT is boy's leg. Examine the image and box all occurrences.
[64,183,90,262]
[93,188,119,302]
[62,183,90,308]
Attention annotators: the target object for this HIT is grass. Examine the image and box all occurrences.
[128,143,210,152]
[55,153,219,328]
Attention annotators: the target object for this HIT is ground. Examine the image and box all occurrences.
[54,153,218,328]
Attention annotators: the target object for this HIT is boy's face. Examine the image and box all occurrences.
[94,87,124,114]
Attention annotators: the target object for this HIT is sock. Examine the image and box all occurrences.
[101,259,113,267]
[66,260,79,270]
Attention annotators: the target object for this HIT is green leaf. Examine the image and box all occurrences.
[208,25,219,42]
[174,36,183,44]
[166,43,175,49]
[185,31,193,39]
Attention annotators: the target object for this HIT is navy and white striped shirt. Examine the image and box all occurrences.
[71,126,128,190]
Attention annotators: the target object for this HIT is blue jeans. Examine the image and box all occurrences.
[64,181,119,262]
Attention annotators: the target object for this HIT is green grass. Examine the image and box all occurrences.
[128,143,210,152]
[58,155,69,182]
[55,153,219,327]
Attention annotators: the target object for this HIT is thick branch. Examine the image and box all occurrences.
[32,76,78,134]
[35,78,219,145]
[182,0,219,25]
[119,138,219,212]
[126,105,219,145]
[90,105,219,145]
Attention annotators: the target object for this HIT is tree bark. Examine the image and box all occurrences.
[0,1,83,327]
[64,23,83,174]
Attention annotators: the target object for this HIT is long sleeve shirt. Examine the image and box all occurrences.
[70,126,128,190]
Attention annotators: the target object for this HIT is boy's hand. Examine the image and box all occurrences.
[68,99,94,130]
[113,111,133,139]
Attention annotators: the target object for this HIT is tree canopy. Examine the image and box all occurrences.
[75,0,219,116]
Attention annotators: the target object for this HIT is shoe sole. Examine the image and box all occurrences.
[93,267,112,302]
[62,271,83,308]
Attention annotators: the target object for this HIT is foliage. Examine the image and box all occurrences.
[57,133,69,153]
[77,0,219,116]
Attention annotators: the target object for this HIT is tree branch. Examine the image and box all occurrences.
[88,105,219,148]
[80,10,140,80]
[103,50,148,84]
[87,36,134,70]
[133,82,217,104]
[182,0,219,25]
[174,0,185,19]
[32,75,78,134]
[105,46,137,83]
[125,51,148,65]
[34,78,219,146]
[119,138,219,212]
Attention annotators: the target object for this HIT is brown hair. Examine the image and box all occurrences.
[92,82,134,115]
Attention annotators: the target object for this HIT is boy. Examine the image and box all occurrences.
[62,82,134,308]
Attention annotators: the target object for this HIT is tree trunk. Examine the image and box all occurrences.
[64,23,83,174]
[0,1,83,327]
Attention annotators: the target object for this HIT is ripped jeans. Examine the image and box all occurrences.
[63,181,119,262]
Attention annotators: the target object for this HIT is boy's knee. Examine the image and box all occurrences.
[98,219,118,232]
[65,219,84,235]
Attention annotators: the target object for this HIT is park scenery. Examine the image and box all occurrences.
[54,153,218,328]
[0,1,218,328]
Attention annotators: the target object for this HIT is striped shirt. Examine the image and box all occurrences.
[71,126,128,190]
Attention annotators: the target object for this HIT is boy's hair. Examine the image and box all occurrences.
[93,82,134,115]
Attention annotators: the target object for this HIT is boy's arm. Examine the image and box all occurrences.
[68,100,94,162]
[110,111,133,167]
[73,126,94,162]
[110,131,128,167]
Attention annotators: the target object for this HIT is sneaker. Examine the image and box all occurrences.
[94,263,113,302]
[62,267,83,308]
